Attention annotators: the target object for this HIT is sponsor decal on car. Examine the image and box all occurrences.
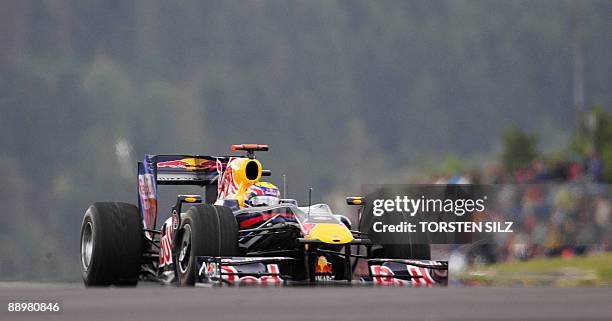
[138,171,157,236]
[157,158,218,171]
[370,265,408,286]
[370,264,438,286]
[315,256,334,281]
[171,210,179,230]
[217,157,239,200]
[159,223,173,267]
[199,261,283,285]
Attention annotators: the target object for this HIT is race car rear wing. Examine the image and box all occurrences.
[138,154,230,235]
[150,154,231,186]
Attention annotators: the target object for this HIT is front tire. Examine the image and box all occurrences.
[175,205,239,286]
[80,202,143,286]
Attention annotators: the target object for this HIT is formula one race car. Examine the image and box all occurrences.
[80,144,447,286]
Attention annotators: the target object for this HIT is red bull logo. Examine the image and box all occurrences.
[157,158,218,171]
[315,256,333,274]
[157,160,190,169]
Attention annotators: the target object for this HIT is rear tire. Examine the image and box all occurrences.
[175,205,238,286]
[80,202,143,286]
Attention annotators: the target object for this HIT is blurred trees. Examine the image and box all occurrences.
[570,107,612,182]
[501,127,539,172]
[0,0,611,280]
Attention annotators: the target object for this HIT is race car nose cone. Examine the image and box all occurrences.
[305,223,353,244]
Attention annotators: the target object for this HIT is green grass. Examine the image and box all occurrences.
[462,253,612,287]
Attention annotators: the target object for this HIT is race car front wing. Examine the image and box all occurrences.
[196,256,295,286]
[367,258,448,286]
[195,256,448,286]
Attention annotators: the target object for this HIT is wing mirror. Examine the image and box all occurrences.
[346,196,365,206]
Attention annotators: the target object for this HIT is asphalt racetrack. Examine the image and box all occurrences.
[1,283,611,321]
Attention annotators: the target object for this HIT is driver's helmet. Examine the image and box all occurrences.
[244,182,281,207]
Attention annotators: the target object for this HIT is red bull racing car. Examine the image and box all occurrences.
[79,144,447,286]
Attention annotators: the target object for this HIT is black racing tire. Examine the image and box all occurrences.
[175,205,239,286]
[375,244,431,260]
[80,202,143,286]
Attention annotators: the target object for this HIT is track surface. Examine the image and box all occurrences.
[1,284,611,321]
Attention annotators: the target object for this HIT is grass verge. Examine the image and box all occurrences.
[461,252,612,287]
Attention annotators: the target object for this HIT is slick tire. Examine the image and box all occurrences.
[376,244,431,260]
[80,202,143,286]
[175,205,239,286]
